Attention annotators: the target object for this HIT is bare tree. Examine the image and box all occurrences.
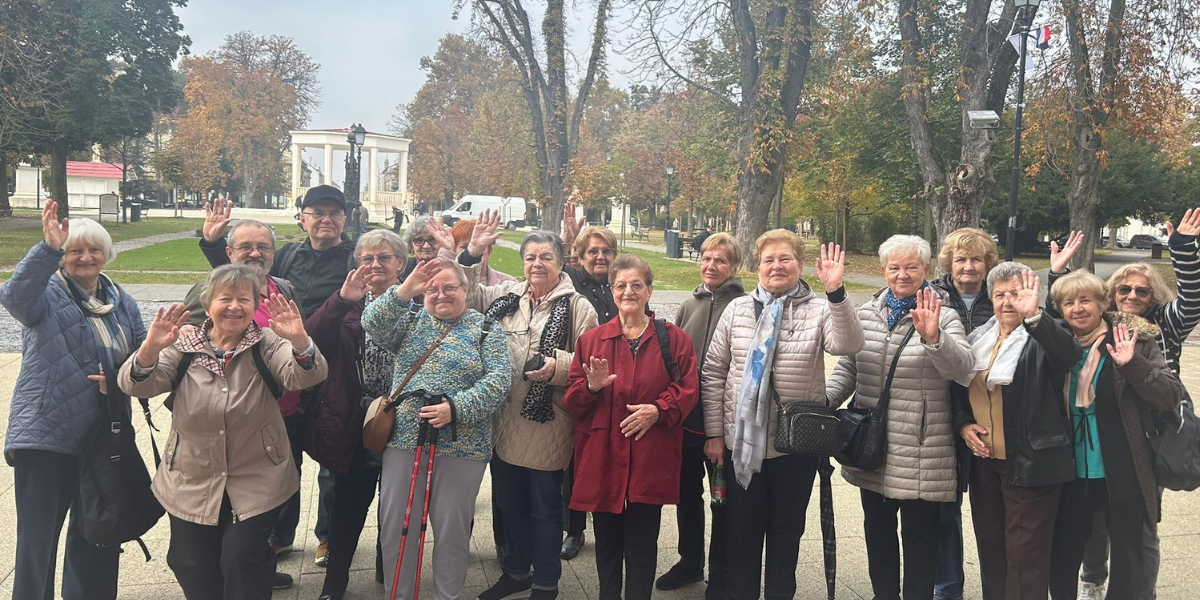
[899,0,1020,248]
[623,0,814,268]
[460,0,613,234]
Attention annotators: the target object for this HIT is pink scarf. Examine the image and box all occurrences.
[1068,321,1109,409]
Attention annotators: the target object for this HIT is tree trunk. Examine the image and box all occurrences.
[51,138,69,219]
[1066,124,1102,270]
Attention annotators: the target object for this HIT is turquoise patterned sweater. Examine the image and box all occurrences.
[361,289,512,461]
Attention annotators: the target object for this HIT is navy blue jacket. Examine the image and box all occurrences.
[1,242,146,459]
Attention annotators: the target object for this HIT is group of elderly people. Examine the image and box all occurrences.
[5,188,1199,600]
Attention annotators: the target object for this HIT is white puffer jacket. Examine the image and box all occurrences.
[827,287,975,502]
[702,283,865,460]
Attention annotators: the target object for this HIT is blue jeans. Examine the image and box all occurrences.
[934,496,965,599]
[269,412,332,546]
[491,455,564,588]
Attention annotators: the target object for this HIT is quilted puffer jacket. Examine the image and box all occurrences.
[827,287,975,502]
[701,282,864,460]
[1,242,147,460]
[465,266,598,471]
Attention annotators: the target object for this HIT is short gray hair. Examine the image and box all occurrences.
[878,234,931,266]
[986,261,1034,289]
[404,215,434,247]
[520,230,566,266]
[201,264,262,311]
[356,229,407,262]
[227,219,276,246]
[429,257,468,287]
[62,218,116,263]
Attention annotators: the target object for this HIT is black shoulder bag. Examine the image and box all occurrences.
[752,300,841,456]
[835,326,916,470]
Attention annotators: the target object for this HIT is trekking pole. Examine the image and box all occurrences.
[389,420,430,600]
[410,422,440,600]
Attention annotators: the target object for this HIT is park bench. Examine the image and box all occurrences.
[632,227,651,241]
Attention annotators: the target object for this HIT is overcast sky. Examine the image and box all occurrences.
[177,0,637,136]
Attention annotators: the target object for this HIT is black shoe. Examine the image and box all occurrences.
[657,563,704,590]
[318,596,340,600]
[477,574,534,600]
[705,582,726,600]
[560,533,584,560]
[529,589,559,600]
[272,572,293,590]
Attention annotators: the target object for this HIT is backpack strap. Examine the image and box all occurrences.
[274,243,300,279]
[162,352,197,413]
[654,318,680,382]
[136,397,161,467]
[251,344,284,401]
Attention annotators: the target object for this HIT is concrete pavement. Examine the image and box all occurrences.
[1,343,1199,599]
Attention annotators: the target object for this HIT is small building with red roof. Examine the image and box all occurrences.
[11,160,129,212]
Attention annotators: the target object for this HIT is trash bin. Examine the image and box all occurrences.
[665,229,682,259]
[129,202,142,222]
[1152,243,1164,259]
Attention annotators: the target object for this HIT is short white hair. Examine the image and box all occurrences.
[62,218,116,264]
[878,234,931,266]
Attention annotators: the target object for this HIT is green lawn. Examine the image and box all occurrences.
[106,238,215,271]
[0,217,204,267]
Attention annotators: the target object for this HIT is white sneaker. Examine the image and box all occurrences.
[1078,582,1105,600]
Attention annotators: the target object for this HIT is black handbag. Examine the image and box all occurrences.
[835,327,916,470]
[1141,390,1200,492]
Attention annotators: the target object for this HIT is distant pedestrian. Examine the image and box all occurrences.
[391,206,407,234]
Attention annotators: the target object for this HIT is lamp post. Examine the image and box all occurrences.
[665,164,674,231]
[1006,0,1041,260]
[345,124,367,239]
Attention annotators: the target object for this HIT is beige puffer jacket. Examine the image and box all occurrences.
[702,283,865,460]
[466,267,598,471]
[827,287,975,502]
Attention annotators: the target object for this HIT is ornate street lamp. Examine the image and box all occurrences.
[1005,0,1042,259]
[345,124,367,238]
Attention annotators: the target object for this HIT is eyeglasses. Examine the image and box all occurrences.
[585,247,617,258]
[357,254,395,266]
[411,237,437,247]
[426,284,462,297]
[302,210,345,221]
[613,282,647,293]
[232,244,274,254]
[1117,285,1153,299]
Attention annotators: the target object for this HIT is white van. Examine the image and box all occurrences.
[442,195,528,229]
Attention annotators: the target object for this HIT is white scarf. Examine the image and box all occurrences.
[732,284,801,488]
[955,316,1027,390]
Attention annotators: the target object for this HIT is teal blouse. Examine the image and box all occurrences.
[1069,347,1108,479]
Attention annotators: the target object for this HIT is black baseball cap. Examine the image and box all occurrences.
[297,185,346,210]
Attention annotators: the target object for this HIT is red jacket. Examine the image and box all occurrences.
[563,313,699,513]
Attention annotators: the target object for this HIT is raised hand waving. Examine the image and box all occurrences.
[815,243,845,293]
[1050,231,1084,272]
[466,209,504,257]
[42,200,69,250]
[910,287,944,345]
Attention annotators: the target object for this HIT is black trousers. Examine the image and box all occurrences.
[593,503,663,600]
[321,445,383,597]
[860,489,943,600]
[1049,479,1145,600]
[12,450,119,600]
[673,442,728,587]
[167,495,282,600]
[724,452,818,600]
[563,458,587,535]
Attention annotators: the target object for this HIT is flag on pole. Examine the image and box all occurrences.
[1034,25,1052,49]
[1008,34,1037,72]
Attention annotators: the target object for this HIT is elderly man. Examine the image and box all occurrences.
[197,186,358,580]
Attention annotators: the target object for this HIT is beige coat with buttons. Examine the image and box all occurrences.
[118,326,328,525]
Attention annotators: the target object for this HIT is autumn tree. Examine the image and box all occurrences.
[627,0,816,267]
[460,0,614,234]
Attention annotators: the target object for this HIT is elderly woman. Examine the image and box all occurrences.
[563,255,699,600]
[929,226,1001,600]
[302,229,408,600]
[360,256,512,600]
[403,215,442,276]
[0,201,146,600]
[657,233,746,596]
[1048,218,1199,600]
[1043,271,1183,600]
[949,263,1081,600]
[827,235,974,600]
[702,230,864,600]
[459,211,598,600]
[118,264,328,600]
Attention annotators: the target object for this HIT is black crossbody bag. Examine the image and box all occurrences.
[835,326,916,470]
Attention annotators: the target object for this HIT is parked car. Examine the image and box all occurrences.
[1100,235,1131,248]
[441,195,528,229]
[1130,234,1167,250]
